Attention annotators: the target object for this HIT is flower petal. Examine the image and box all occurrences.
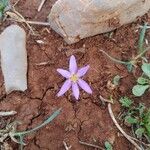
[77,65,90,77]
[57,79,71,97]
[69,55,77,74]
[72,83,80,100]
[78,79,92,94]
[57,69,71,78]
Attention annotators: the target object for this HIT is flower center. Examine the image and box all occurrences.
[70,74,78,82]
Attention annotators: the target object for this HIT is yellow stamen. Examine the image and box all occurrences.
[70,74,78,82]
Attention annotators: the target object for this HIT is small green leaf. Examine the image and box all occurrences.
[0,0,8,10]
[142,63,150,78]
[13,108,61,136]
[113,75,121,86]
[143,110,150,122]
[135,128,145,138]
[105,141,113,150]
[132,85,149,97]
[125,116,138,124]
[119,97,133,108]
[137,103,146,117]
[143,110,150,137]
[137,77,149,85]
[145,124,150,137]
[126,63,133,72]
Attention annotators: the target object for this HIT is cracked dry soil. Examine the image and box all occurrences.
[0,0,150,150]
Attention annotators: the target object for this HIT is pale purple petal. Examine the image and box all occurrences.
[57,79,71,97]
[72,83,80,100]
[78,79,92,94]
[69,55,77,74]
[77,65,90,77]
[57,69,71,78]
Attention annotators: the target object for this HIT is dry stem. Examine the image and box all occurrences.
[38,0,47,12]
[7,18,50,26]
[6,10,35,34]
[13,0,21,7]
[79,141,104,150]
[0,111,17,116]
[108,103,142,150]
[63,141,72,150]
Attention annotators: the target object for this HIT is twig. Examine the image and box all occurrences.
[0,111,17,116]
[99,95,114,104]
[12,10,35,34]
[63,141,72,150]
[139,25,150,29]
[79,141,104,150]
[108,103,142,150]
[13,0,21,7]
[6,10,35,34]
[24,21,50,26]
[134,46,150,60]
[7,18,50,26]
[38,0,47,12]
[99,46,150,66]
[129,136,150,147]
[99,50,130,65]
[35,61,54,66]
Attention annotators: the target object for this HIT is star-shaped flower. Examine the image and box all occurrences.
[57,55,92,100]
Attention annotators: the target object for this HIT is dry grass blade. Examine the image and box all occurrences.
[38,0,47,12]
[35,61,54,66]
[63,141,72,150]
[79,141,105,150]
[8,18,50,26]
[6,11,35,34]
[0,111,17,116]
[129,136,150,147]
[21,20,50,26]
[99,95,114,104]
[13,0,21,7]
[12,10,35,34]
[108,103,142,150]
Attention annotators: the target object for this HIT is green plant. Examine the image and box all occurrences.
[132,63,150,96]
[119,99,150,142]
[99,23,150,72]
[119,97,133,108]
[105,141,113,150]
[0,108,61,150]
[0,0,9,19]
[138,23,148,53]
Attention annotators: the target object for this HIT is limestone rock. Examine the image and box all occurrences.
[0,25,27,94]
[48,0,150,44]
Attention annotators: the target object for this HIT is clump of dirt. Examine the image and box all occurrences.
[0,0,149,149]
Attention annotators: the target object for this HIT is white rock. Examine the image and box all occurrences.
[0,25,27,94]
[48,0,150,44]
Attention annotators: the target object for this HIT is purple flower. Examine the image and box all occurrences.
[57,55,92,100]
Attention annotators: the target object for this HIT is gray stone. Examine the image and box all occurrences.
[48,0,150,44]
[0,25,27,93]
